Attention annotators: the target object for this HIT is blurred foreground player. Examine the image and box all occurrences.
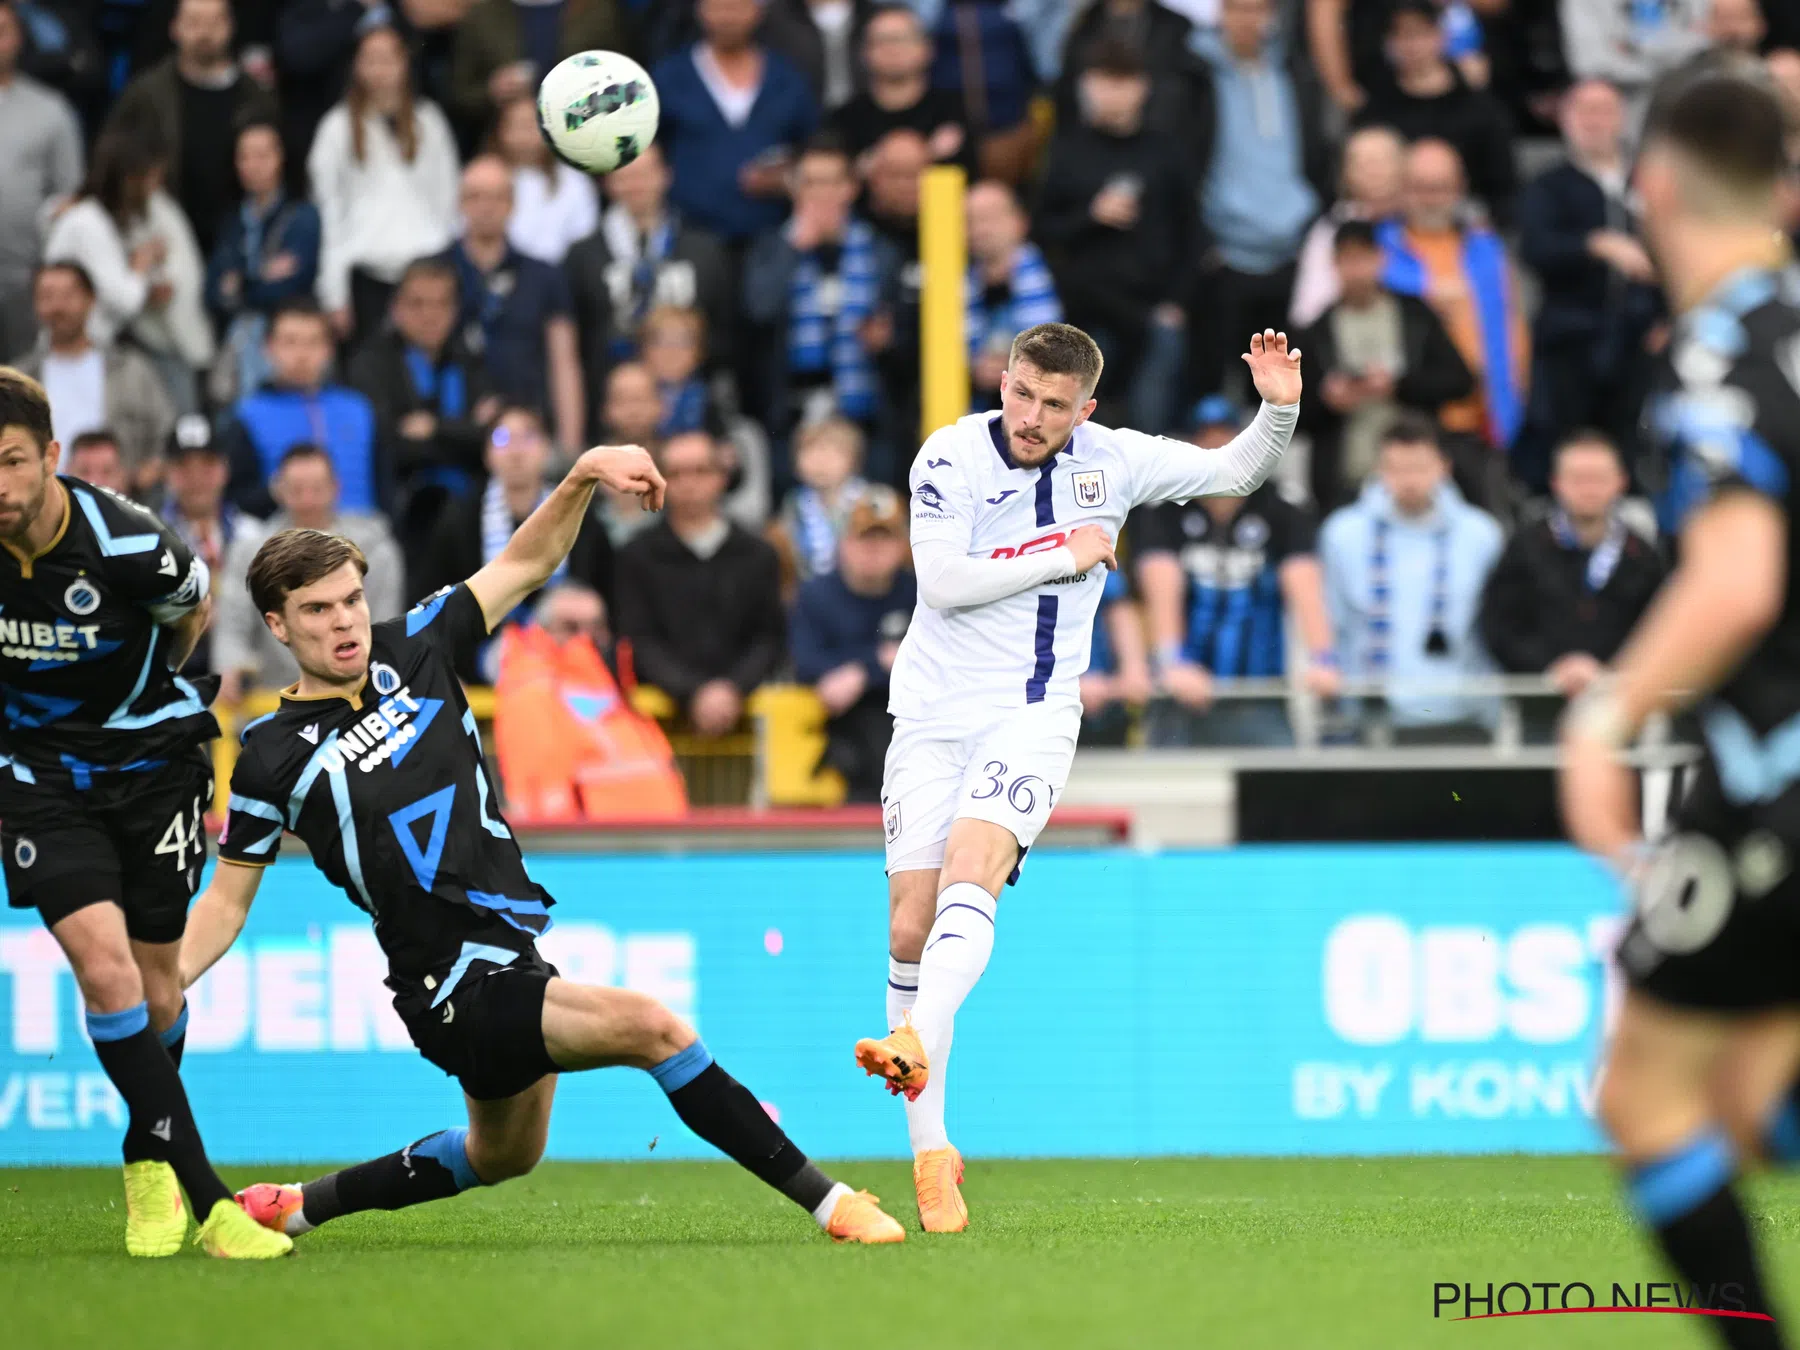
[0,369,289,1259]
[852,324,1301,1230]
[1560,64,1800,1350]
[180,445,905,1245]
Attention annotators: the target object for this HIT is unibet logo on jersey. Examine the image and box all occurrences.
[0,619,105,664]
[312,689,435,774]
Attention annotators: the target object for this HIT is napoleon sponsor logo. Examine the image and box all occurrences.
[0,619,105,663]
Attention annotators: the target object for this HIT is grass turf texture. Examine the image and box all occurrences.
[6,1156,1800,1349]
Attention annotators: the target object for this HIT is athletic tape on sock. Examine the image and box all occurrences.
[1629,1130,1734,1226]
[158,1001,189,1050]
[413,1128,480,1192]
[1765,1098,1800,1164]
[649,1040,713,1094]
[86,1002,150,1043]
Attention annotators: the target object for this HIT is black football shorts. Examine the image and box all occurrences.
[0,747,213,944]
[393,945,563,1101]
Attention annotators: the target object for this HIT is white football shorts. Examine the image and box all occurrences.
[880,702,1081,878]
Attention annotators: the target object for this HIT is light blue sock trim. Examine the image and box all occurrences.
[649,1040,713,1094]
[86,1002,149,1043]
[1629,1130,1735,1226]
[158,1001,189,1049]
[1765,1097,1800,1164]
[414,1128,480,1191]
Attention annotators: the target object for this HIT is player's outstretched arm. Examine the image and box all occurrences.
[1133,331,1302,505]
[179,860,267,990]
[1561,490,1786,860]
[466,443,664,627]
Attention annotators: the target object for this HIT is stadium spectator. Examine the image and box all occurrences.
[1479,431,1665,737]
[639,304,715,437]
[1189,0,1325,403]
[1298,220,1473,513]
[1078,568,1153,748]
[215,440,406,701]
[15,262,175,488]
[204,118,322,407]
[1559,0,1710,111]
[157,413,243,674]
[828,5,974,174]
[421,405,614,679]
[222,299,382,517]
[614,429,786,737]
[1378,139,1529,460]
[965,180,1061,409]
[349,258,499,569]
[65,429,129,495]
[924,0,1038,183]
[743,136,899,441]
[1320,411,1504,742]
[1290,125,1406,330]
[595,362,667,548]
[108,0,278,257]
[1305,0,1400,115]
[1056,0,1211,178]
[652,0,822,242]
[45,121,215,416]
[565,143,737,423]
[309,23,460,341]
[449,0,629,137]
[443,154,586,454]
[1133,396,1337,747]
[862,126,930,250]
[1514,78,1660,492]
[759,0,875,113]
[492,93,599,265]
[790,484,914,800]
[1034,40,1194,435]
[1708,0,1768,55]
[534,577,611,651]
[1355,0,1517,225]
[0,0,83,365]
[272,0,413,168]
[770,416,872,587]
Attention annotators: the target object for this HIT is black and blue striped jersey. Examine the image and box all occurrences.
[1646,264,1800,823]
[218,582,554,990]
[0,476,216,781]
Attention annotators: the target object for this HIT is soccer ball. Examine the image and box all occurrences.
[536,51,660,175]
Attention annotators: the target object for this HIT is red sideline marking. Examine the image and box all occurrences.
[1458,1307,1775,1323]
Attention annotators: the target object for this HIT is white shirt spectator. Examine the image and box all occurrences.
[308,98,460,312]
[507,161,601,265]
[39,348,105,443]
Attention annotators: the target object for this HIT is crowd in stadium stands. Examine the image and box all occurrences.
[5,0,1800,796]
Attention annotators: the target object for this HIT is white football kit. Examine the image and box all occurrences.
[882,400,1298,874]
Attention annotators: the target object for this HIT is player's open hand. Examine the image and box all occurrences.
[1066,524,1117,575]
[1242,329,1303,407]
[578,444,665,512]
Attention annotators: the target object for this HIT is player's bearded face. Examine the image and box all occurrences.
[272,563,374,688]
[0,431,54,542]
[999,363,1096,467]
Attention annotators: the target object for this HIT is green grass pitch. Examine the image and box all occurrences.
[6,1156,1800,1349]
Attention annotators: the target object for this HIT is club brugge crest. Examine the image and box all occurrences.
[64,577,100,616]
[371,661,401,696]
[1073,470,1106,509]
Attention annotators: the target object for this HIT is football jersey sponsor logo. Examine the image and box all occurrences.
[915,481,946,511]
[0,618,105,662]
[63,579,100,616]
